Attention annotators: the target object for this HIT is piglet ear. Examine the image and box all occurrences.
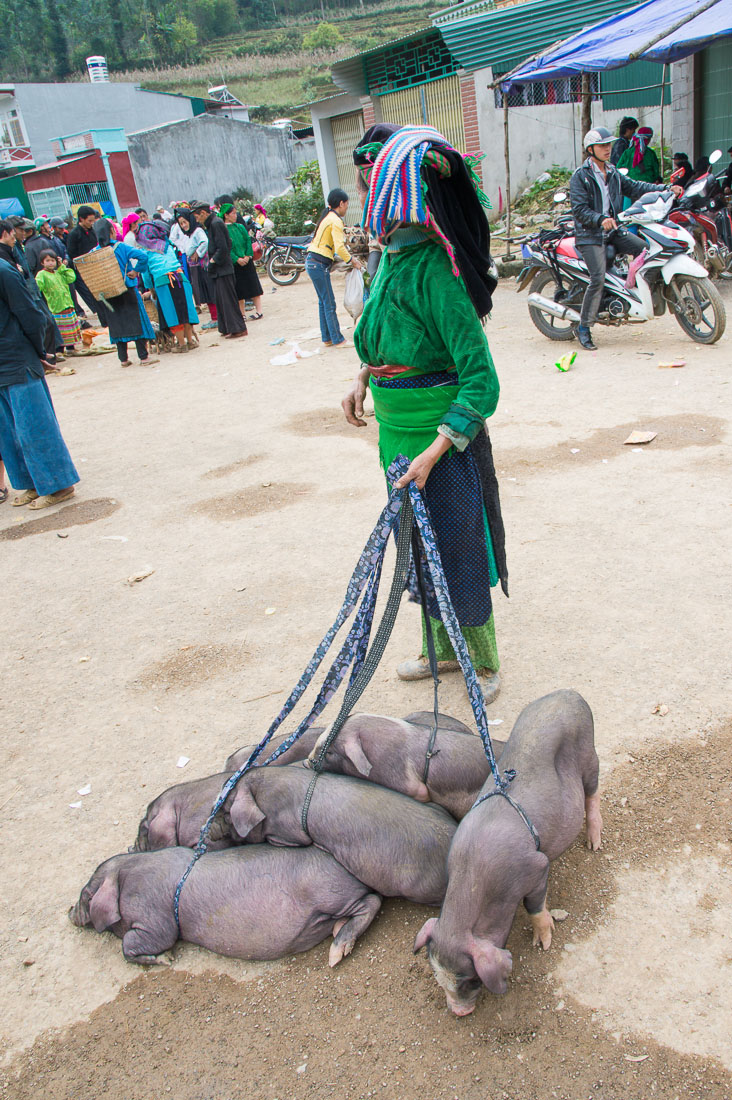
[413,917,438,954]
[342,730,373,777]
[89,876,121,932]
[471,940,512,995]
[228,783,266,839]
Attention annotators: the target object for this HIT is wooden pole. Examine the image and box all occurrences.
[503,91,513,260]
[580,72,592,140]
[659,62,668,179]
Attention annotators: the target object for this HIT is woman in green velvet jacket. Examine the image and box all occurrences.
[342,124,506,704]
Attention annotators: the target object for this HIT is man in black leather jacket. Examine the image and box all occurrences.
[569,126,679,350]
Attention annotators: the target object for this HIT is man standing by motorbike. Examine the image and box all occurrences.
[570,126,681,350]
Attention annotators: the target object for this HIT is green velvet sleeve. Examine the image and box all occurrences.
[426,260,500,444]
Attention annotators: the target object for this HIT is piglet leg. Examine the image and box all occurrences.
[529,907,555,951]
[328,894,382,967]
[523,867,553,950]
[122,925,176,966]
[585,792,603,851]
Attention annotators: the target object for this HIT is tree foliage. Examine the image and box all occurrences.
[267,158,324,235]
[0,0,388,77]
[302,21,343,49]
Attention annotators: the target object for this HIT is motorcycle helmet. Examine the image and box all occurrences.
[583,127,614,152]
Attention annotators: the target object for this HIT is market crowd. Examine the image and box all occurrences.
[0,195,273,509]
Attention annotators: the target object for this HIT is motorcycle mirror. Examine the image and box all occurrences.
[553,191,567,202]
[709,149,723,165]
[618,167,629,175]
[303,219,315,227]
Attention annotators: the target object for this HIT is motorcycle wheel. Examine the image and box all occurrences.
[527,269,576,341]
[266,250,302,286]
[670,275,726,344]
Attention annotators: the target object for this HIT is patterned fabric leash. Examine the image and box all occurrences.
[172,454,511,927]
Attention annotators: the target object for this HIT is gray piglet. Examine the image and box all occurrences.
[414,690,603,1015]
[309,712,505,819]
[70,845,381,967]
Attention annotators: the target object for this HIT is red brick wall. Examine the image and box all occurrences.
[460,74,480,157]
[361,97,376,130]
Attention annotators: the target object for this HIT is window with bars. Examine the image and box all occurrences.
[366,32,458,96]
[495,72,600,108]
[67,181,111,205]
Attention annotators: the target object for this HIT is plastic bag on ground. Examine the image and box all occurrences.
[344,268,365,320]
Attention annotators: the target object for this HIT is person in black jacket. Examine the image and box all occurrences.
[610,117,638,166]
[569,126,680,350]
[191,202,247,338]
[8,217,64,363]
[66,206,108,323]
[0,219,79,510]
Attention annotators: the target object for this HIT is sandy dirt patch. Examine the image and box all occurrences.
[1,268,731,1098]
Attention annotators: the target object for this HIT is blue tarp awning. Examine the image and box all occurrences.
[502,0,732,86]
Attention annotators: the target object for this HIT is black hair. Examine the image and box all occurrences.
[673,152,690,161]
[135,207,148,216]
[215,193,235,206]
[38,248,58,265]
[0,217,16,236]
[7,215,23,227]
[77,205,96,220]
[619,116,639,135]
[313,188,350,232]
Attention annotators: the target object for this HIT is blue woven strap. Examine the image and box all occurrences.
[173,454,509,928]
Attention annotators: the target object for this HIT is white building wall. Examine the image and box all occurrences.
[474,65,675,219]
[310,93,365,197]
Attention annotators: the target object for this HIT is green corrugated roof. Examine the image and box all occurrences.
[432,0,641,73]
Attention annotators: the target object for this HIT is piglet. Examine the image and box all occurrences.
[414,689,603,1015]
[132,772,234,852]
[309,713,505,820]
[222,764,457,905]
[70,845,381,967]
[225,726,324,772]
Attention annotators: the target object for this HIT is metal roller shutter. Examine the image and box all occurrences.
[378,75,465,153]
[331,110,365,224]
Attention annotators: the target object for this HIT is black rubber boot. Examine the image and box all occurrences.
[577,324,597,351]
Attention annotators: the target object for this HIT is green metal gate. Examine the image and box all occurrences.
[701,42,732,155]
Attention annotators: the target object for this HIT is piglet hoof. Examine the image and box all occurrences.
[127,953,170,967]
[328,939,353,968]
[585,794,603,851]
[530,909,554,951]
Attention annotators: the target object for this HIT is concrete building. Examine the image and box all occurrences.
[20,129,139,219]
[308,0,728,219]
[0,83,200,172]
[126,113,316,212]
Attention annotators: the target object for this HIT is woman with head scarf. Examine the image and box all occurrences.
[616,125,661,183]
[342,124,506,703]
[219,203,264,320]
[98,236,158,368]
[136,222,199,352]
[122,213,141,246]
[190,202,247,339]
[177,208,218,330]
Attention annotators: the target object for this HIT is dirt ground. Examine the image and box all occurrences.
[1,268,731,1099]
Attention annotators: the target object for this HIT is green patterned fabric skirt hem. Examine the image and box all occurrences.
[421,612,499,672]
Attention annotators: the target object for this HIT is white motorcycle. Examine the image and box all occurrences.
[517,182,726,345]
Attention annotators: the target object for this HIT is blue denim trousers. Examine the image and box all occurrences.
[305,256,344,344]
[0,373,79,496]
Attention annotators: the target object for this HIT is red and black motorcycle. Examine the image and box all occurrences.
[669,150,732,279]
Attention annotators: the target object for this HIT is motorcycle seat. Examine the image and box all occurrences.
[274,235,311,245]
[556,237,579,259]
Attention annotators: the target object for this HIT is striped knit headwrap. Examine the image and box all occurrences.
[354,123,496,319]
